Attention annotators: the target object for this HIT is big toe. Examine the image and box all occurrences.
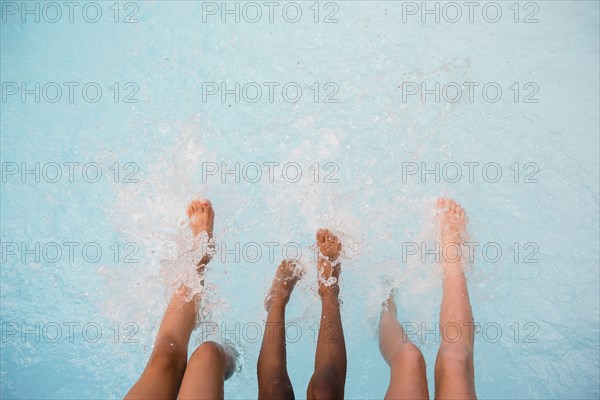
[200,199,212,210]
[437,197,457,210]
[317,229,341,258]
[439,198,458,214]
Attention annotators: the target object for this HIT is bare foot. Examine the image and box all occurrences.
[264,260,303,311]
[187,199,215,237]
[382,291,397,316]
[436,198,468,272]
[186,199,215,271]
[316,229,342,297]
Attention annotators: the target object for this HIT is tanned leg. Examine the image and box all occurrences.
[257,260,303,399]
[306,229,347,400]
[125,200,215,399]
[379,294,429,399]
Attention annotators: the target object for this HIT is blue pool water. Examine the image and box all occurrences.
[1,1,599,398]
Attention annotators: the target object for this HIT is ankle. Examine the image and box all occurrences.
[319,286,340,300]
[265,293,290,312]
[270,296,289,308]
[443,262,466,277]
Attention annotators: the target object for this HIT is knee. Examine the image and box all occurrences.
[436,345,472,371]
[310,368,344,400]
[189,341,226,365]
[149,336,187,372]
[389,343,426,369]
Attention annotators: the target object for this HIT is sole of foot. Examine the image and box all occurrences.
[186,199,215,273]
[436,197,468,273]
[264,259,303,311]
[316,228,342,297]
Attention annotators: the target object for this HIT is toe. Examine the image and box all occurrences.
[436,198,447,208]
[328,233,338,245]
[199,199,211,212]
[452,204,459,216]
[317,229,326,244]
[448,200,457,213]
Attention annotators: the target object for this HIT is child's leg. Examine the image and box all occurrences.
[379,295,429,400]
[125,200,215,399]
